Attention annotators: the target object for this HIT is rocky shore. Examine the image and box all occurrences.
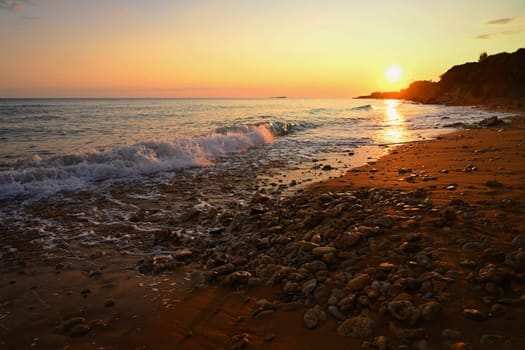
[1,115,525,349]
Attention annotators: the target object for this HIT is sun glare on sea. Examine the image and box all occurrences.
[385,65,402,83]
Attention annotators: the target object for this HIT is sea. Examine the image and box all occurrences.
[0,97,512,259]
[0,98,506,201]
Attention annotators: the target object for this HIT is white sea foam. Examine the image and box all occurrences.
[0,122,293,199]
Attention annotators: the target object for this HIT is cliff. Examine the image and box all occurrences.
[359,48,525,108]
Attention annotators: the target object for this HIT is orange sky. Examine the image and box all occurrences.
[0,0,524,98]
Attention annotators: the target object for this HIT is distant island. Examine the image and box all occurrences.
[359,48,525,109]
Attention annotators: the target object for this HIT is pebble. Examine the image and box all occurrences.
[312,246,337,257]
[419,301,441,321]
[327,305,346,321]
[346,273,371,292]
[303,305,326,329]
[479,334,504,345]
[301,278,318,296]
[388,300,420,325]
[70,323,91,337]
[337,312,375,338]
[462,308,488,321]
[221,271,252,286]
[230,333,250,350]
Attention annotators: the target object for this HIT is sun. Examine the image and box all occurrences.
[385,65,402,83]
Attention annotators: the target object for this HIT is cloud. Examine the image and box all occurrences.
[475,28,525,40]
[486,18,514,25]
[475,33,491,39]
[0,0,33,12]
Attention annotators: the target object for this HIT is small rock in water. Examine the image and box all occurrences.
[303,305,326,329]
[327,305,346,321]
[230,333,250,350]
[221,271,252,286]
[337,312,375,338]
[70,323,91,337]
[419,301,441,321]
[463,308,487,321]
[479,334,504,345]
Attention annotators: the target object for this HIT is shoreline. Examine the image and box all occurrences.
[1,113,525,349]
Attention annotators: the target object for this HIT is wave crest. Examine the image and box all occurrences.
[0,121,306,199]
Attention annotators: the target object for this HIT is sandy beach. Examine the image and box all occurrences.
[1,112,525,350]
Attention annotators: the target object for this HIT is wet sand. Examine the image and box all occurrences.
[1,114,525,349]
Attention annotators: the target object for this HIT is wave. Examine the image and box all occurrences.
[350,104,377,111]
[0,121,309,200]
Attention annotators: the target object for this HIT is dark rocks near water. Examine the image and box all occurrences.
[118,174,524,348]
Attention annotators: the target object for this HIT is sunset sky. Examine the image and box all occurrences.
[1,0,524,98]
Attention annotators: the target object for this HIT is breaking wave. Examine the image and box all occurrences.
[0,121,309,199]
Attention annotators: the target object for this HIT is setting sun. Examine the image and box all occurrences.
[385,65,402,83]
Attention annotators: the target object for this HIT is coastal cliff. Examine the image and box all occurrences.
[360,48,525,108]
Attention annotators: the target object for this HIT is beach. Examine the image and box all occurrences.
[0,111,524,349]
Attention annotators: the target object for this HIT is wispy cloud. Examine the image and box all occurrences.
[476,33,491,39]
[486,18,514,25]
[475,28,524,40]
[0,0,34,12]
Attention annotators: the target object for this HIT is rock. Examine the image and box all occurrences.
[303,305,326,329]
[297,240,319,252]
[373,216,395,228]
[419,301,441,321]
[449,342,471,350]
[283,281,301,295]
[399,241,421,254]
[371,281,391,295]
[221,271,252,286]
[70,323,91,337]
[378,262,395,272]
[230,333,250,350]
[212,263,236,275]
[302,260,327,272]
[461,241,484,251]
[442,329,462,341]
[301,278,318,296]
[479,116,504,128]
[327,305,346,321]
[388,300,420,325]
[489,303,505,317]
[333,232,361,249]
[264,333,276,342]
[57,317,87,334]
[312,246,337,257]
[356,226,381,237]
[463,308,488,321]
[88,270,102,278]
[104,298,116,308]
[346,273,371,292]
[477,264,506,284]
[392,326,426,343]
[372,336,388,350]
[479,334,504,345]
[172,249,193,260]
[337,312,375,338]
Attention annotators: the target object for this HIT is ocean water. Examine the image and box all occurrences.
[0,98,505,200]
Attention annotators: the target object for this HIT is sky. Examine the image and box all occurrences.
[0,0,524,98]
